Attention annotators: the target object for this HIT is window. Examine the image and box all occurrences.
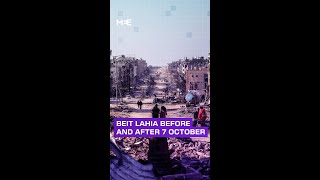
[196,75,198,77]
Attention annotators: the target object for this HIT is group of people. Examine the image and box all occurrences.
[137,100,143,110]
[192,106,207,126]
[151,104,167,118]
[151,104,207,127]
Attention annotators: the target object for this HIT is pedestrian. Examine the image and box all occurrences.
[198,106,207,126]
[160,106,167,118]
[201,95,205,102]
[192,108,200,126]
[139,101,143,110]
[151,104,160,118]
[137,100,140,109]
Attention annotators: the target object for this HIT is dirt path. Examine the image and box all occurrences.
[111,67,210,142]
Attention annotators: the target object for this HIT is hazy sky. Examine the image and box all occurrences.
[110,0,210,66]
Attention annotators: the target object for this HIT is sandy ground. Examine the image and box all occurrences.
[110,67,210,142]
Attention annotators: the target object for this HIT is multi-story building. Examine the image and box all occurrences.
[110,55,148,96]
[168,56,209,96]
[135,58,147,77]
[185,66,209,91]
[110,56,133,93]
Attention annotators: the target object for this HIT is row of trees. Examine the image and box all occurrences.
[147,76,156,86]
[144,75,156,97]
[173,73,186,94]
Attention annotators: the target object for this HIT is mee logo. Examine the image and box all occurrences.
[116,19,132,26]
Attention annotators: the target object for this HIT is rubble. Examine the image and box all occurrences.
[110,134,211,179]
[110,152,157,180]
[109,67,211,179]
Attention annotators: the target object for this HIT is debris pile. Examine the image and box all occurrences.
[110,135,211,179]
[171,107,191,117]
[110,102,129,112]
[114,137,150,160]
[179,157,210,180]
[167,138,210,160]
[110,112,130,119]
[110,152,157,180]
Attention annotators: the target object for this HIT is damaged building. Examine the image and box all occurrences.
[110,54,148,96]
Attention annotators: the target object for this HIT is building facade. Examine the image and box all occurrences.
[185,66,209,91]
[110,55,148,96]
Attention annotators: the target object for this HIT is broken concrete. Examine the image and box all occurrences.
[111,134,210,179]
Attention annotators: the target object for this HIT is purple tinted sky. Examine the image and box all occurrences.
[110,0,210,66]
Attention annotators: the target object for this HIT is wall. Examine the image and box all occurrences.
[186,67,208,91]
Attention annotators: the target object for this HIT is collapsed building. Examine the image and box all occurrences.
[109,117,209,180]
[110,55,148,97]
[168,56,210,104]
[110,136,209,180]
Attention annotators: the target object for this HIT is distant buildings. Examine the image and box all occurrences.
[110,53,148,96]
[185,66,208,91]
[168,56,210,93]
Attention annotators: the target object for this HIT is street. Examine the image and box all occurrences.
[110,66,210,142]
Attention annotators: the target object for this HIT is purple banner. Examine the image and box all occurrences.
[113,118,209,138]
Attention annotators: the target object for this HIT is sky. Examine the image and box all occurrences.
[110,0,210,66]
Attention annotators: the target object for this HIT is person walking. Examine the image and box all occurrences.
[198,106,207,126]
[192,108,200,126]
[137,100,140,109]
[160,106,167,118]
[139,101,143,110]
[151,104,160,118]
